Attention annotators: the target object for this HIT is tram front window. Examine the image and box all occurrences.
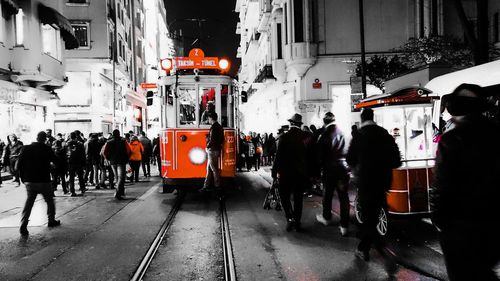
[199,86,216,126]
[178,87,197,125]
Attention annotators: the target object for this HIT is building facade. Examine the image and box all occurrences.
[0,0,78,143]
[236,0,500,135]
[54,0,148,137]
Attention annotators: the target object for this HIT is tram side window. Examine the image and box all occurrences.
[221,85,229,127]
[178,88,197,126]
[199,86,216,126]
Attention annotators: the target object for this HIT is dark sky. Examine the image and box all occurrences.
[164,0,240,76]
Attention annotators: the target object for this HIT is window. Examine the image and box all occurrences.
[42,24,62,60]
[57,71,92,106]
[15,8,24,46]
[71,22,90,49]
[293,0,303,42]
[494,12,499,43]
[277,23,283,59]
[0,4,4,43]
[67,0,89,5]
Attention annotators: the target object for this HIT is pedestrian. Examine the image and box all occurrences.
[252,133,263,171]
[302,125,315,197]
[45,129,56,146]
[152,134,161,175]
[139,131,152,177]
[315,112,350,236]
[200,111,224,192]
[51,134,68,194]
[346,108,401,261]
[0,137,5,185]
[237,132,248,172]
[99,133,115,189]
[17,131,61,236]
[66,132,86,196]
[128,135,144,182]
[2,134,23,186]
[245,134,254,171]
[272,113,308,232]
[102,129,131,199]
[84,134,102,188]
[262,133,268,166]
[266,133,276,166]
[430,84,500,281]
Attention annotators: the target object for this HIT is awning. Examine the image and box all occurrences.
[1,0,19,16]
[425,60,500,96]
[38,3,79,49]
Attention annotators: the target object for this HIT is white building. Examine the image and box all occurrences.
[236,0,500,136]
[0,0,78,143]
[53,0,148,137]
[142,0,174,137]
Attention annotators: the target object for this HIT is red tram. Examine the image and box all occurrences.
[157,48,238,192]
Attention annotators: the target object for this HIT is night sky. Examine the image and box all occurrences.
[163,0,240,76]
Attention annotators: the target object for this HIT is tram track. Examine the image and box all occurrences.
[130,191,237,281]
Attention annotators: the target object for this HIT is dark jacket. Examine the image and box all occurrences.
[3,140,24,163]
[346,121,401,198]
[52,139,68,172]
[86,138,103,165]
[206,122,224,151]
[272,126,308,179]
[152,137,160,156]
[103,137,131,165]
[431,115,500,230]
[139,136,153,158]
[317,123,348,178]
[18,142,57,183]
[66,139,86,168]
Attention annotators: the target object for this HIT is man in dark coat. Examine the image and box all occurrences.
[431,84,500,281]
[139,131,153,177]
[17,131,60,236]
[103,129,131,199]
[85,134,102,189]
[346,108,401,261]
[272,113,308,232]
[200,112,224,192]
[3,134,23,185]
[316,112,350,236]
[51,134,68,194]
[66,132,87,196]
[152,134,161,175]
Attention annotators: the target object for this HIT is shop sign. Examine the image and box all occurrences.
[312,79,322,89]
[0,88,19,102]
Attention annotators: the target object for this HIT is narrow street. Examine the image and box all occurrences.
[0,168,448,281]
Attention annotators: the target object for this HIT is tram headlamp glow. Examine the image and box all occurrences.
[218,59,230,71]
[160,59,173,71]
[188,147,207,165]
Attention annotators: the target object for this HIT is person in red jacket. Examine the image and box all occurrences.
[128,135,144,183]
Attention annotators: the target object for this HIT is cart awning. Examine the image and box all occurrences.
[38,3,79,49]
[355,87,437,109]
[425,60,500,96]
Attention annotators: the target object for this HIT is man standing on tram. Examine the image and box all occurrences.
[200,111,224,192]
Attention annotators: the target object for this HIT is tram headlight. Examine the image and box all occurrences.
[218,59,230,71]
[160,59,173,72]
[188,147,207,165]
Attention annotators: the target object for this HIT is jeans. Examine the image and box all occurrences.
[52,170,68,193]
[203,150,221,188]
[322,172,350,227]
[68,166,85,194]
[129,160,141,182]
[9,159,20,183]
[111,164,126,197]
[141,156,151,177]
[357,195,386,253]
[21,182,56,227]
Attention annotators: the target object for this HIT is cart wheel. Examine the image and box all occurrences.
[376,208,388,236]
[354,196,363,224]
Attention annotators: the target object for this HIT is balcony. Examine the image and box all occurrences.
[284,42,317,77]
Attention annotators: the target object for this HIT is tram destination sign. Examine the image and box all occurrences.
[175,48,219,70]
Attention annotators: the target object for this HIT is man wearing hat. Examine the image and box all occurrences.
[272,113,308,231]
[315,112,350,236]
[431,83,500,281]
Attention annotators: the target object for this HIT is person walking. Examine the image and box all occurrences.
[315,112,350,236]
[200,112,224,192]
[85,134,102,189]
[252,133,263,171]
[266,133,276,166]
[99,133,115,189]
[430,84,500,281]
[103,129,131,199]
[17,131,60,236]
[272,113,308,232]
[51,134,68,194]
[128,135,144,183]
[66,132,86,196]
[346,108,401,261]
[139,131,152,177]
[152,134,161,175]
[3,134,23,186]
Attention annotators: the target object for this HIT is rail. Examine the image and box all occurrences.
[220,197,237,281]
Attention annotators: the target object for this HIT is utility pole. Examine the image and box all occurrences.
[112,1,118,128]
[358,0,367,98]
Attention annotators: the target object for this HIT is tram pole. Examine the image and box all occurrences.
[358,0,367,98]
